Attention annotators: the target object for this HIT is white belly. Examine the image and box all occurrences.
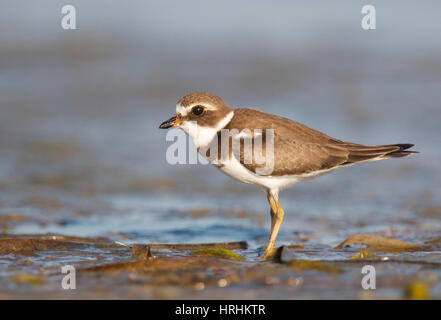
[216,156,341,193]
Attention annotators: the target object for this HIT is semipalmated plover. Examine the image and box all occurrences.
[159,92,416,259]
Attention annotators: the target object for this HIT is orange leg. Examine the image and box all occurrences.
[260,190,285,259]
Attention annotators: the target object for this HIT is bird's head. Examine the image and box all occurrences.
[159,92,234,148]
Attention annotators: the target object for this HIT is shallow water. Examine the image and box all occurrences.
[1,1,441,299]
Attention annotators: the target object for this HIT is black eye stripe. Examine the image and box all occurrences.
[192,105,205,116]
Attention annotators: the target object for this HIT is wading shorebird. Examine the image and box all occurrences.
[159,92,416,259]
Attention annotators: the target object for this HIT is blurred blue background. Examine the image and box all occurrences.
[0,1,440,247]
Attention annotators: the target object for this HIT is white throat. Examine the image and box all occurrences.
[180,111,234,149]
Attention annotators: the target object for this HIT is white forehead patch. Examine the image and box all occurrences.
[176,103,217,116]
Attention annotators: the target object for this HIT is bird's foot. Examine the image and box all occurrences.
[259,246,275,260]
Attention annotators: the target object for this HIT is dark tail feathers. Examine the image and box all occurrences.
[343,143,417,165]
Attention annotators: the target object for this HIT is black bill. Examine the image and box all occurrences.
[159,115,178,129]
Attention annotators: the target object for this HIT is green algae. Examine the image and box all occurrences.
[350,249,379,260]
[96,242,129,249]
[335,234,425,252]
[190,248,245,260]
[425,237,441,245]
[286,260,342,274]
[11,274,45,285]
[405,281,430,300]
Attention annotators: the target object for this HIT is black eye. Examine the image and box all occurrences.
[192,105,205,116]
